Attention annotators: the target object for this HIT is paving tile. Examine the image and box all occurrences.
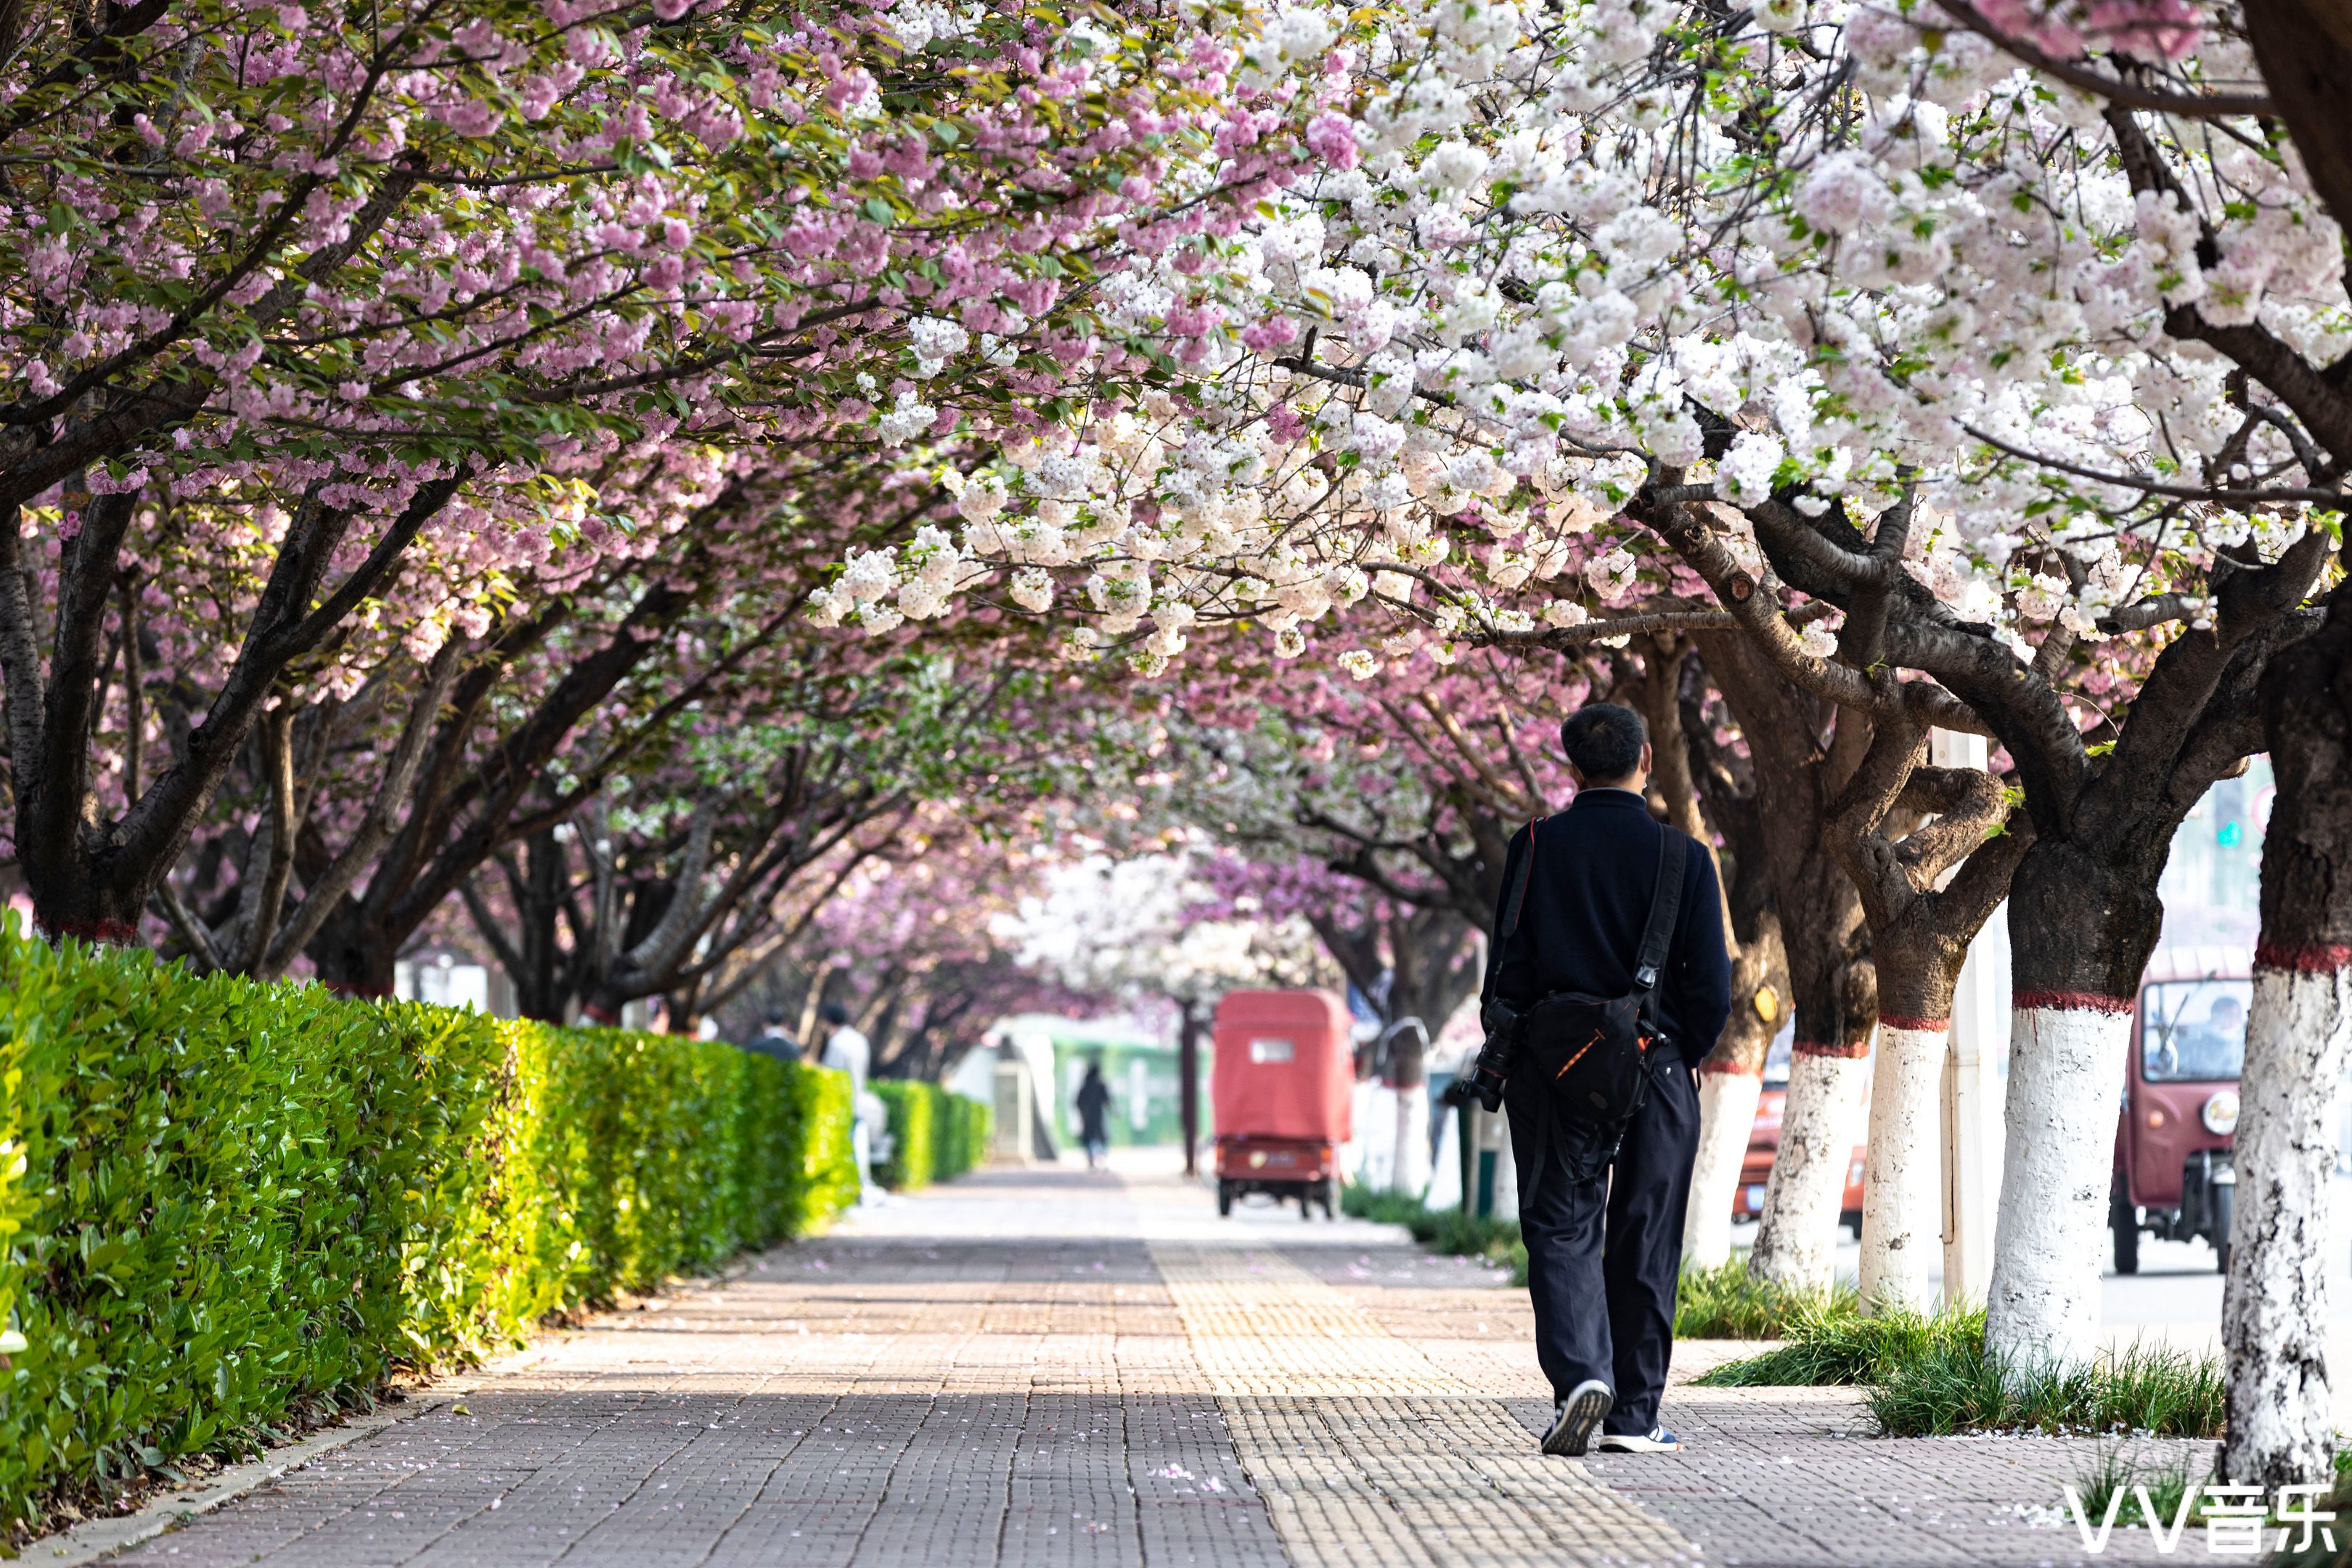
[94,1161,2177,1567]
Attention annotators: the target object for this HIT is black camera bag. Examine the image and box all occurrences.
[1488,815,1686,1195]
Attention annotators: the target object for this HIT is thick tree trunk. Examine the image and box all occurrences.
[1985,843,2165,1371]
[307,926,401,997]
[1752,1050,1869,1290]
[1179,998,1206,1177]
[1391,1084,1431,1199]
[1859,1019,1948,1312]
[1988,1000,2133,1371]
[2223,581,2352,1487]
[1686,1067,1763,1270]
[2225,968,2351,1485]
[1751,940,1877,1289]
[1698,632,1872,1289]
[1686,918,1787,1268]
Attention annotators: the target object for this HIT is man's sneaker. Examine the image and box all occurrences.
[1596,1426,1681,1453]
[1541,1379,1612,1457]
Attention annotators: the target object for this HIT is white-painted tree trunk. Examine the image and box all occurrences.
[1392,1082,1431,1200]
[1352,1082,1392,1190]
[1985,1005,2133,1375]
[1860,1022,1948,1313]
[2223,965,2352,1486]
[1491,1110,1520,1222]
[1749,1050,1869,1291]
[1684,1068,1763,1270]
[1427,1103,1464,1211]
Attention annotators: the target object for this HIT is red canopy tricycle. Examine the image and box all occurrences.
[1212,989,1352,1220]
[2112,947,2249,1275]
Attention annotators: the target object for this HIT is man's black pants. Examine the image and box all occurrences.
[1504,1053,1699,1434]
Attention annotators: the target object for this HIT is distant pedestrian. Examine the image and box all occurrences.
[744,1006,801,1065]
[1449,701,1730,1458]
[820,1001,881,1203]
[1075,1060,1112,1169]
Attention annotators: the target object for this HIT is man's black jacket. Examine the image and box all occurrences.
[1485,788,1733,1066]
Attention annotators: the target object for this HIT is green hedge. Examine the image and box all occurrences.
[0,931,857,1533]
[942,1091,991,1180]
[873,1080,992,1191]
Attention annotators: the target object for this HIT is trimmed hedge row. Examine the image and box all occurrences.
[0,932,859,1533]
[873,1080,992,1191]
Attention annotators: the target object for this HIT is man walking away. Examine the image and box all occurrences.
[746,1006,801,1064]
[1487,703,1730,1456]
[1075,1059,1112,1169]
[820,1002,882,1204]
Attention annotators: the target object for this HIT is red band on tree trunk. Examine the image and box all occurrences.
[582,1004,620,1026]
[1699,1060,1765,1076]
[1876,1014,1951,1032]
[1792,1038,1872,1058]
[36,916,139,944]
[2014,989,2136,1014]
[2254,942,2352,974]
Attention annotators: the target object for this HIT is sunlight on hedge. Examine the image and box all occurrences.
[0,930,859,1533]
[875,1081,991,1191]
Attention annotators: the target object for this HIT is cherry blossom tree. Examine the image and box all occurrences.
[810,0,2341,1437]
[1,0,1338,943]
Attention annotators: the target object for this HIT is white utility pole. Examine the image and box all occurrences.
[1931,728,2010,1304]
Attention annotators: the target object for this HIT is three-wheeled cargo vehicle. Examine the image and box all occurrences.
[2112,946,2249,1275]
[1212,989,1352,1220]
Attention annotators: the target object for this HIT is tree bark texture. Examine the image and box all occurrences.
[2222,576,2352,1487]
[1986,1003,2136,1371]
[1859,1022,1948,1312]
[1756,1050,1869,1291]
[1686,1066,1765,1270]
[1697,631,1874,1287]
[1822,716,2028,1310]
[1837,526,2330,1374]
[1679,647,1792,1268]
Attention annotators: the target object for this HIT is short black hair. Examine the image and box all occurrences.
[1560,703,1648,782]
[820,1001,852,1026]
[763,1005,788,1025]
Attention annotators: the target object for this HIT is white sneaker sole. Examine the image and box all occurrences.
[1595,1435,1681,1453]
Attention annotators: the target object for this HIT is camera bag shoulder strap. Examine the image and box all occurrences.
[1633,828,1689,1026]
[1478,815,1542,1002]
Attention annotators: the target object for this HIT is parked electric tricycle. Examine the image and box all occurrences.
[2111,947,2249,1275]
[1212,989,1352,1220]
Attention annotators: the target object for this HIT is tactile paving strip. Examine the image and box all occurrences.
[1148,1241,1701,1567]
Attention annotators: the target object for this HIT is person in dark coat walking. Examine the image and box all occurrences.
[743,1006,801,1065]
[1075,1061,1112,1169]
[1488,702,1731,1458]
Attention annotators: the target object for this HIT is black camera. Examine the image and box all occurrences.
[1440,1001,1521,1114]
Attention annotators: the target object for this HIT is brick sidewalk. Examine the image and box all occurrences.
[80,1161,2207,1567]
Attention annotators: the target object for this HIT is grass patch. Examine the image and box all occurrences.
[1339,1183,1527,1281]
[2069,1445,2199,1532]
[1696,1300,1982,1386]
[1696,1295,2224,1438]
[1674,1258,1857,1339]
[1869,1336,2225,1438]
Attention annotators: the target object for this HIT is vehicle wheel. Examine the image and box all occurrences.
[1299,1185,1315,1221]
[1217,1180,1233,1217]
[2110,1180,2139,1276]
[2213,1183,2234,1275]
[1323,1177,1339,1220]
[1841,1209,1863,1241]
